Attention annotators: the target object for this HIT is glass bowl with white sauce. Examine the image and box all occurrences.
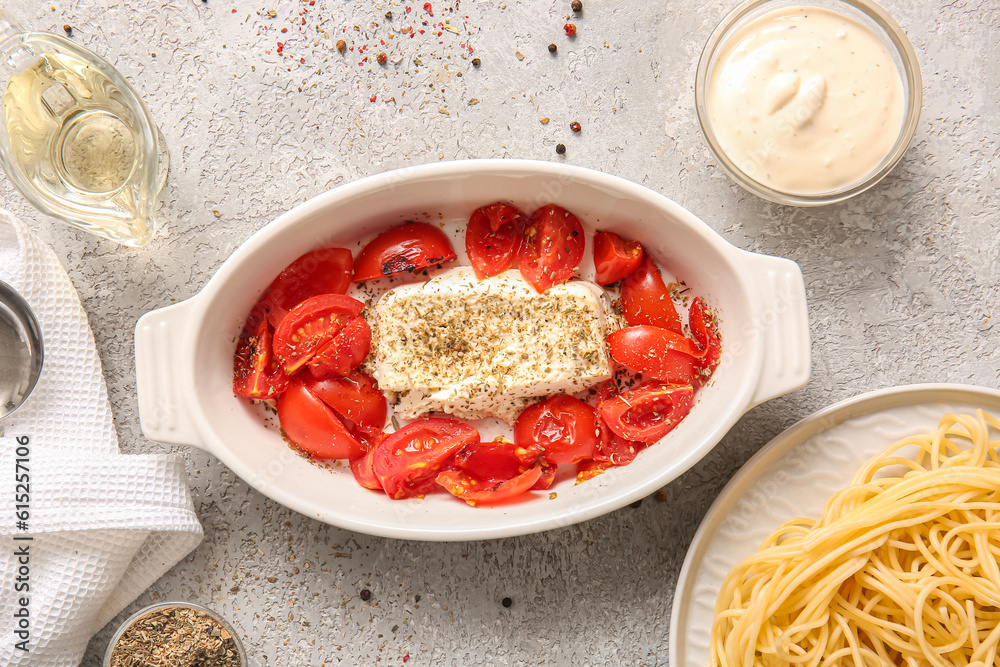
[695,0,922,206]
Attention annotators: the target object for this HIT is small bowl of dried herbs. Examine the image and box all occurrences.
[103,602,247,667]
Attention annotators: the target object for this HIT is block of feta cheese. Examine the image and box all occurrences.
[368,267,614,423]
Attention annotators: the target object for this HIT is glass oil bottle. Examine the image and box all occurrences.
[0,11,168,246]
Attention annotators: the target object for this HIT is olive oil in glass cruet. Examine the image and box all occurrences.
[0,10,168,246]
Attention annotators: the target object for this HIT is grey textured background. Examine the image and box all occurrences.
[2,0,998,665]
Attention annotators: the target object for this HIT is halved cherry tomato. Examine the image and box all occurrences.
[454,439,542,483]
[350,445,383,491]
[621,254,682,333]
[576,459,613,484]
[530,459,557,490]
[517,204,586,292]
[466,203,525,279]
[307,316,371,379]
[303,370,387,429]
[689,297,722,386]
[277,382,365,459]
[233,320,291,398]
[514,394,600,465]
[436,465,543,505]
[353,222,457,281]
[595,431,645,466]
[593,231,643,285]
[264,248,353,328]
[607,325,703,384]
[373,419,480,500]
[597,382,694,445]
[272,294,365,374]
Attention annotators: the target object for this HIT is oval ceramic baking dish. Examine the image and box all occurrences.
[134,160,811,541]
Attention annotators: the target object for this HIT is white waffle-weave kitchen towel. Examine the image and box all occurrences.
[0,211,203,666]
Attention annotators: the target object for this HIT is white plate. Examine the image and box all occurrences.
[669,383,1000,667]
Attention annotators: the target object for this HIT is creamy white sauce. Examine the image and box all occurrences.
[708,6,905,195]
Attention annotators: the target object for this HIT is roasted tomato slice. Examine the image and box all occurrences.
[689,297,722,386]
[353,222,457,281]
[514,394,601,465]
[436,465,543,505]
[373,419,480,500]
[517,204,586,292]
[597,382,694,445]
[621,254,682,333]
[277,382,365,459]
[306,316,372,379]
[233,320,291,399]
[607,325,704,384]
[350,445,383,491]
[263,247,353,328]
[303,370,387,429]
[272,294,365,374]
[465,203,526,280]
[593,231,643,285]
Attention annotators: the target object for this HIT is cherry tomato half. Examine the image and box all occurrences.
[466,203,526,280]
[307,316,372,379]
[597,382,694,445]
[621,254,682,334]
[350,445,383,491]
[302,370,387,429]
[454,439,542,483]
[264,247,353,328]
[517,204,586,292]
[373,419,480,500]
[272,294,365,374]
[277,382,365,459]
[436,465,543,505]
[353,222,457,282]
[689,297,722,386]
[607,325,704,384]
[593,231,643,285]
[233,320,291,399]
[514,394,600,465]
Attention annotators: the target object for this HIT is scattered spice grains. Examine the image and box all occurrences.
[385,11,393,19]
[377,51,387,64]
[335,39,347,52]
[107,606,242,667]
[548,43,557,53]
[62,24,72,35]
[572,0,583,12]
[564,23,577,36]
[555,143,567,155]
[501,597,513,608]
[471,57,481,67]
[360,589,373,601]
[570,121,582,132]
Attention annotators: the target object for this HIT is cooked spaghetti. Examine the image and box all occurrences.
[710,410,1000,667]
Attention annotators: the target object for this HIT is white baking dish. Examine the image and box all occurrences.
[134,160,811,541]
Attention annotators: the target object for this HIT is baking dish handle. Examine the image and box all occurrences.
[738,251,811,408]
[135,299,208,451]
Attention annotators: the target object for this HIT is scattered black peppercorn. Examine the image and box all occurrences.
[630,499,643,509]
[548,43,557,53]
[502,597,513,608]
[570,121,582,132]
[360,589,372,601]
[571,0,583,12]
[385,11,393,19]
[63,24,72,35]
[555,143,566,155]
[471,57,481,67]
